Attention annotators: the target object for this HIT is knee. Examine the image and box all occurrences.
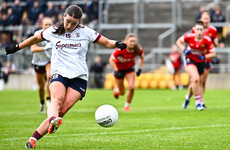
[37,85,45,91]
[128,86,135,93]
[119,90,125,96]
[192,77,200,84]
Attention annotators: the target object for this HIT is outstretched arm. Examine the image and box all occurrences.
[5,34,44,54]
[96,36,127,50]
[20,34,44,50]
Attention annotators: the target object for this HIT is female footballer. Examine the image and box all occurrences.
[109,33,144,111]
[5,5,127,149]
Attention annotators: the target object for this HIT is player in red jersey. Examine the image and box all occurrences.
[186,11,218,108]
[169,45,183,90]
[176,20,216,111]
[109,33,144,111]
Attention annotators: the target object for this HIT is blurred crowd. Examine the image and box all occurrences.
[0,0,99,27]
[0,0,100,80]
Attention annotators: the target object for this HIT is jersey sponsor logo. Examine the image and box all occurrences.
[56,41,81,49]
[117,56,135,63]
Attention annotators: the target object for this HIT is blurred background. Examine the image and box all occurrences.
[0,0,230,90]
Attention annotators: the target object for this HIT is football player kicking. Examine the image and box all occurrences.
[5,5,127,149]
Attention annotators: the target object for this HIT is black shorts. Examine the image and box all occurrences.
[50,74,87,100]
[205,61,212,70]
[113,66,135,79]
[185,58,205,75]
[34,65,46,74]
[33,62,50,74]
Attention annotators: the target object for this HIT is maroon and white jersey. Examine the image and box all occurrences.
[41,25,101,80]
[181,33,215,63]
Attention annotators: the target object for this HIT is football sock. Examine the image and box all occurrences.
[200,98,204,105]
[185,94,191,100]
[194,95,201,105]
[31,130,42,141]
[46,97,51,101]
[40,99,45,105]
[125,102,130,107]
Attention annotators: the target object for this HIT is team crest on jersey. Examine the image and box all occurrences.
[209,33,212,37]
[201,44,205,48]
[76,33,80,37]
[52,74,59,79]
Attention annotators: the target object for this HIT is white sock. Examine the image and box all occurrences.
[125,102,130,107]
[185,94,190,100]
[194,95,201,105]
[200,98,204,105]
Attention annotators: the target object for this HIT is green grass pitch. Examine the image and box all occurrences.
[0,89,230,149]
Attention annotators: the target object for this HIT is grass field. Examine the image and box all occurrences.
[0,89,230,150]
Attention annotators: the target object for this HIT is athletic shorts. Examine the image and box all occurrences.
[185,58,205,75]
[50,74,87,100]
[205,61,212,70]
[34,65,46,74]
[33,62,50,74]
[113,66,135,79]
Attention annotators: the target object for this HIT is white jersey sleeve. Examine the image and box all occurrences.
[84,26,101,43]
[41,26,56,41]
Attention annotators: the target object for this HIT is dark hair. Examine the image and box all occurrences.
[53,5,83,35]
[196,20,204,26]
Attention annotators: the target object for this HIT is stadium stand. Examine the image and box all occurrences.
[1,0,230,89]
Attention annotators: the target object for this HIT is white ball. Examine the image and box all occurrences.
[95,104,118,127]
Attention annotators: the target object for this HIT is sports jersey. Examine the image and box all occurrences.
[191,25,217,62]
[41,25,101,80]
[31,29,52,66]
[181,33,215,63]
[111,47,144,70]
[169,51,182,69]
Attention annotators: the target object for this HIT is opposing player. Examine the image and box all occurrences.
[109,33,144,111]
[176,20,216,111]
[30,17,53,113]
[5,5,127,149]
[169,45,183,90]
[185,11,218,108]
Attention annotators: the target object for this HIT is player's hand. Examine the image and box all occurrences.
[136,69,142,76]
[115,71,124,78]
[197,54,205,60]
[115,41,127,51]
[5,44,20,55]
[184,49,191,55]
[44,43,52,51]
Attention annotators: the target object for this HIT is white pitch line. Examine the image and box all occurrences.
[1,124,230,141]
